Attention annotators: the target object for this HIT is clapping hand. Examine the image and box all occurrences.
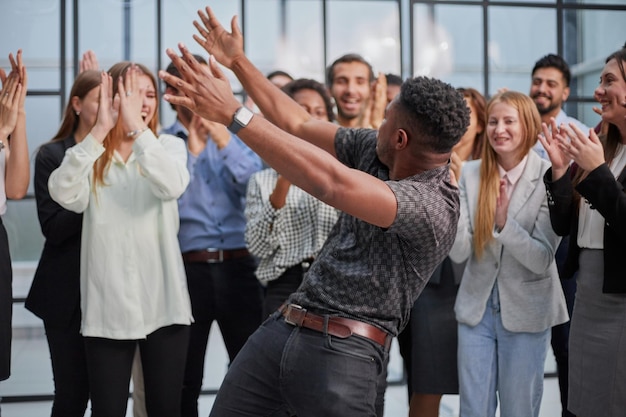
[90,71,118,142]
[0,50,26,141]
[360,72,387,129]
[79,50,99,73]
[494,178,509,232]
[538,118,572,181]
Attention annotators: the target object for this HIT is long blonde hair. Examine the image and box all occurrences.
[473,91,541,258]
[92,62,159,188]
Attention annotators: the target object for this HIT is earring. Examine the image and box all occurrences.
[76,111,80,116]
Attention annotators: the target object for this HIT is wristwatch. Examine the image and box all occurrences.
[227,106,254,134]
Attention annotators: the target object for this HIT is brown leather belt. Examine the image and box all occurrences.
[280,303,391,348]
[182,248,250,263]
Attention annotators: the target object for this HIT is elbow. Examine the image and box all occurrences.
[6,189,28,200]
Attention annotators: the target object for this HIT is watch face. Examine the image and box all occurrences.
[235,107,254,126]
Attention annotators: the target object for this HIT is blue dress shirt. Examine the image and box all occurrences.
[162,119,263,252]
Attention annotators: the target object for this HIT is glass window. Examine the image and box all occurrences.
[564,0,625,4]
[488,6,556,96]
[161,1,241,128]
[245,0,324,81]
[0,1,60,91]
[565,8,626,127]
[77,1,124,72]
[327,0,401,76]
[5,199,44,262]
[413,3,485,93]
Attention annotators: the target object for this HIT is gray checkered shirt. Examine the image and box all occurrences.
[287,128,460,336]
[245,168,339,283]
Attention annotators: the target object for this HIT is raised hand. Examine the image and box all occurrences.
[90,71,118,142]
[160,44,240,127]
[449,150,463,185]
[359,72,387,129]
[560,123,604,173]
[193,7,244,69]
[11,50,28,109]
[538,118,572,181]
[494,178,509,232]
[117,65,146,135]
[0,51,24,140]
[79,50,99,73]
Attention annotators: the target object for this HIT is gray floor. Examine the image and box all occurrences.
[1,263,564,417]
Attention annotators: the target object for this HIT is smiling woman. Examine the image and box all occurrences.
[47,62,192,417]
[540,47,626,417]
[449,91,567,417]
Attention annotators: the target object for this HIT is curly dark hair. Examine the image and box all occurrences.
[282,78,336,122]
[532,54,571,86]
[396,76,469,154]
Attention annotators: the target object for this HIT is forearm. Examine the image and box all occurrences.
[230,56,338,155]
[48,135,102,213]
[237,116,396,227]
[133,132,190,200]
[5,112,30,199]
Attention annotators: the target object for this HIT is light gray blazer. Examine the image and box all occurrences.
[450,151,568,333]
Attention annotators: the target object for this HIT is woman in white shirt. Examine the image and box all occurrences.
[449,91,568,417]
[49,62,192,417]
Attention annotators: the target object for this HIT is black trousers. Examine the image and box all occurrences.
[84,324,189,417]
[263,263,306,318]
[44,315,90,417]
[181,255,263,417]
[552,236,577,417]
[0,219,11,382]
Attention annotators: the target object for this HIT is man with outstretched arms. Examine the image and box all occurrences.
[160,7,469,416]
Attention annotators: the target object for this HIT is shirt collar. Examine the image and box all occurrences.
[497,155,528,187]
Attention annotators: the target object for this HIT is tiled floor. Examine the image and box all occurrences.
[1,263,564,417]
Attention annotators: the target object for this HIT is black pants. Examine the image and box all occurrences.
[263,263,306,318]
[84,324,189,417]
[0,219,12,382]
[181,255,263,417]
[44,316,89,417]
[552,236,577,417]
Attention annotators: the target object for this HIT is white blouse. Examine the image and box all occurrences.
[577,143,626,249]
[49,131,193,339]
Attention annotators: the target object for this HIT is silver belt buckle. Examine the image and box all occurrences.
[284,304,305,326]
[206,248,223,263]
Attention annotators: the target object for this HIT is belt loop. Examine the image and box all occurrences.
[322,315,329,337]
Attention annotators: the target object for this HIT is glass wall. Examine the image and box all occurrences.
[2,0,626,401]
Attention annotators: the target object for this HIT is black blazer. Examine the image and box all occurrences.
[544,163,626,293]
[25,137,83,326]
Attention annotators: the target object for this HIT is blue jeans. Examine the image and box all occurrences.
[209,311,389,417]
[458,285,550,417]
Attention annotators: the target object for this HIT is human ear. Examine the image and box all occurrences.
[71,96,81,115]
[396,128,409,149]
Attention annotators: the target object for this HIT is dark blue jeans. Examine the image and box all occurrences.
[209,311,389,417]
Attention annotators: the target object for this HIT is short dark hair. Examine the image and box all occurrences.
[397,77,469,154]
[281,78,336,122]
[532,54,571,86]
[386,73,403,87]
[326,53,374,87]
[266,70,294,82]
